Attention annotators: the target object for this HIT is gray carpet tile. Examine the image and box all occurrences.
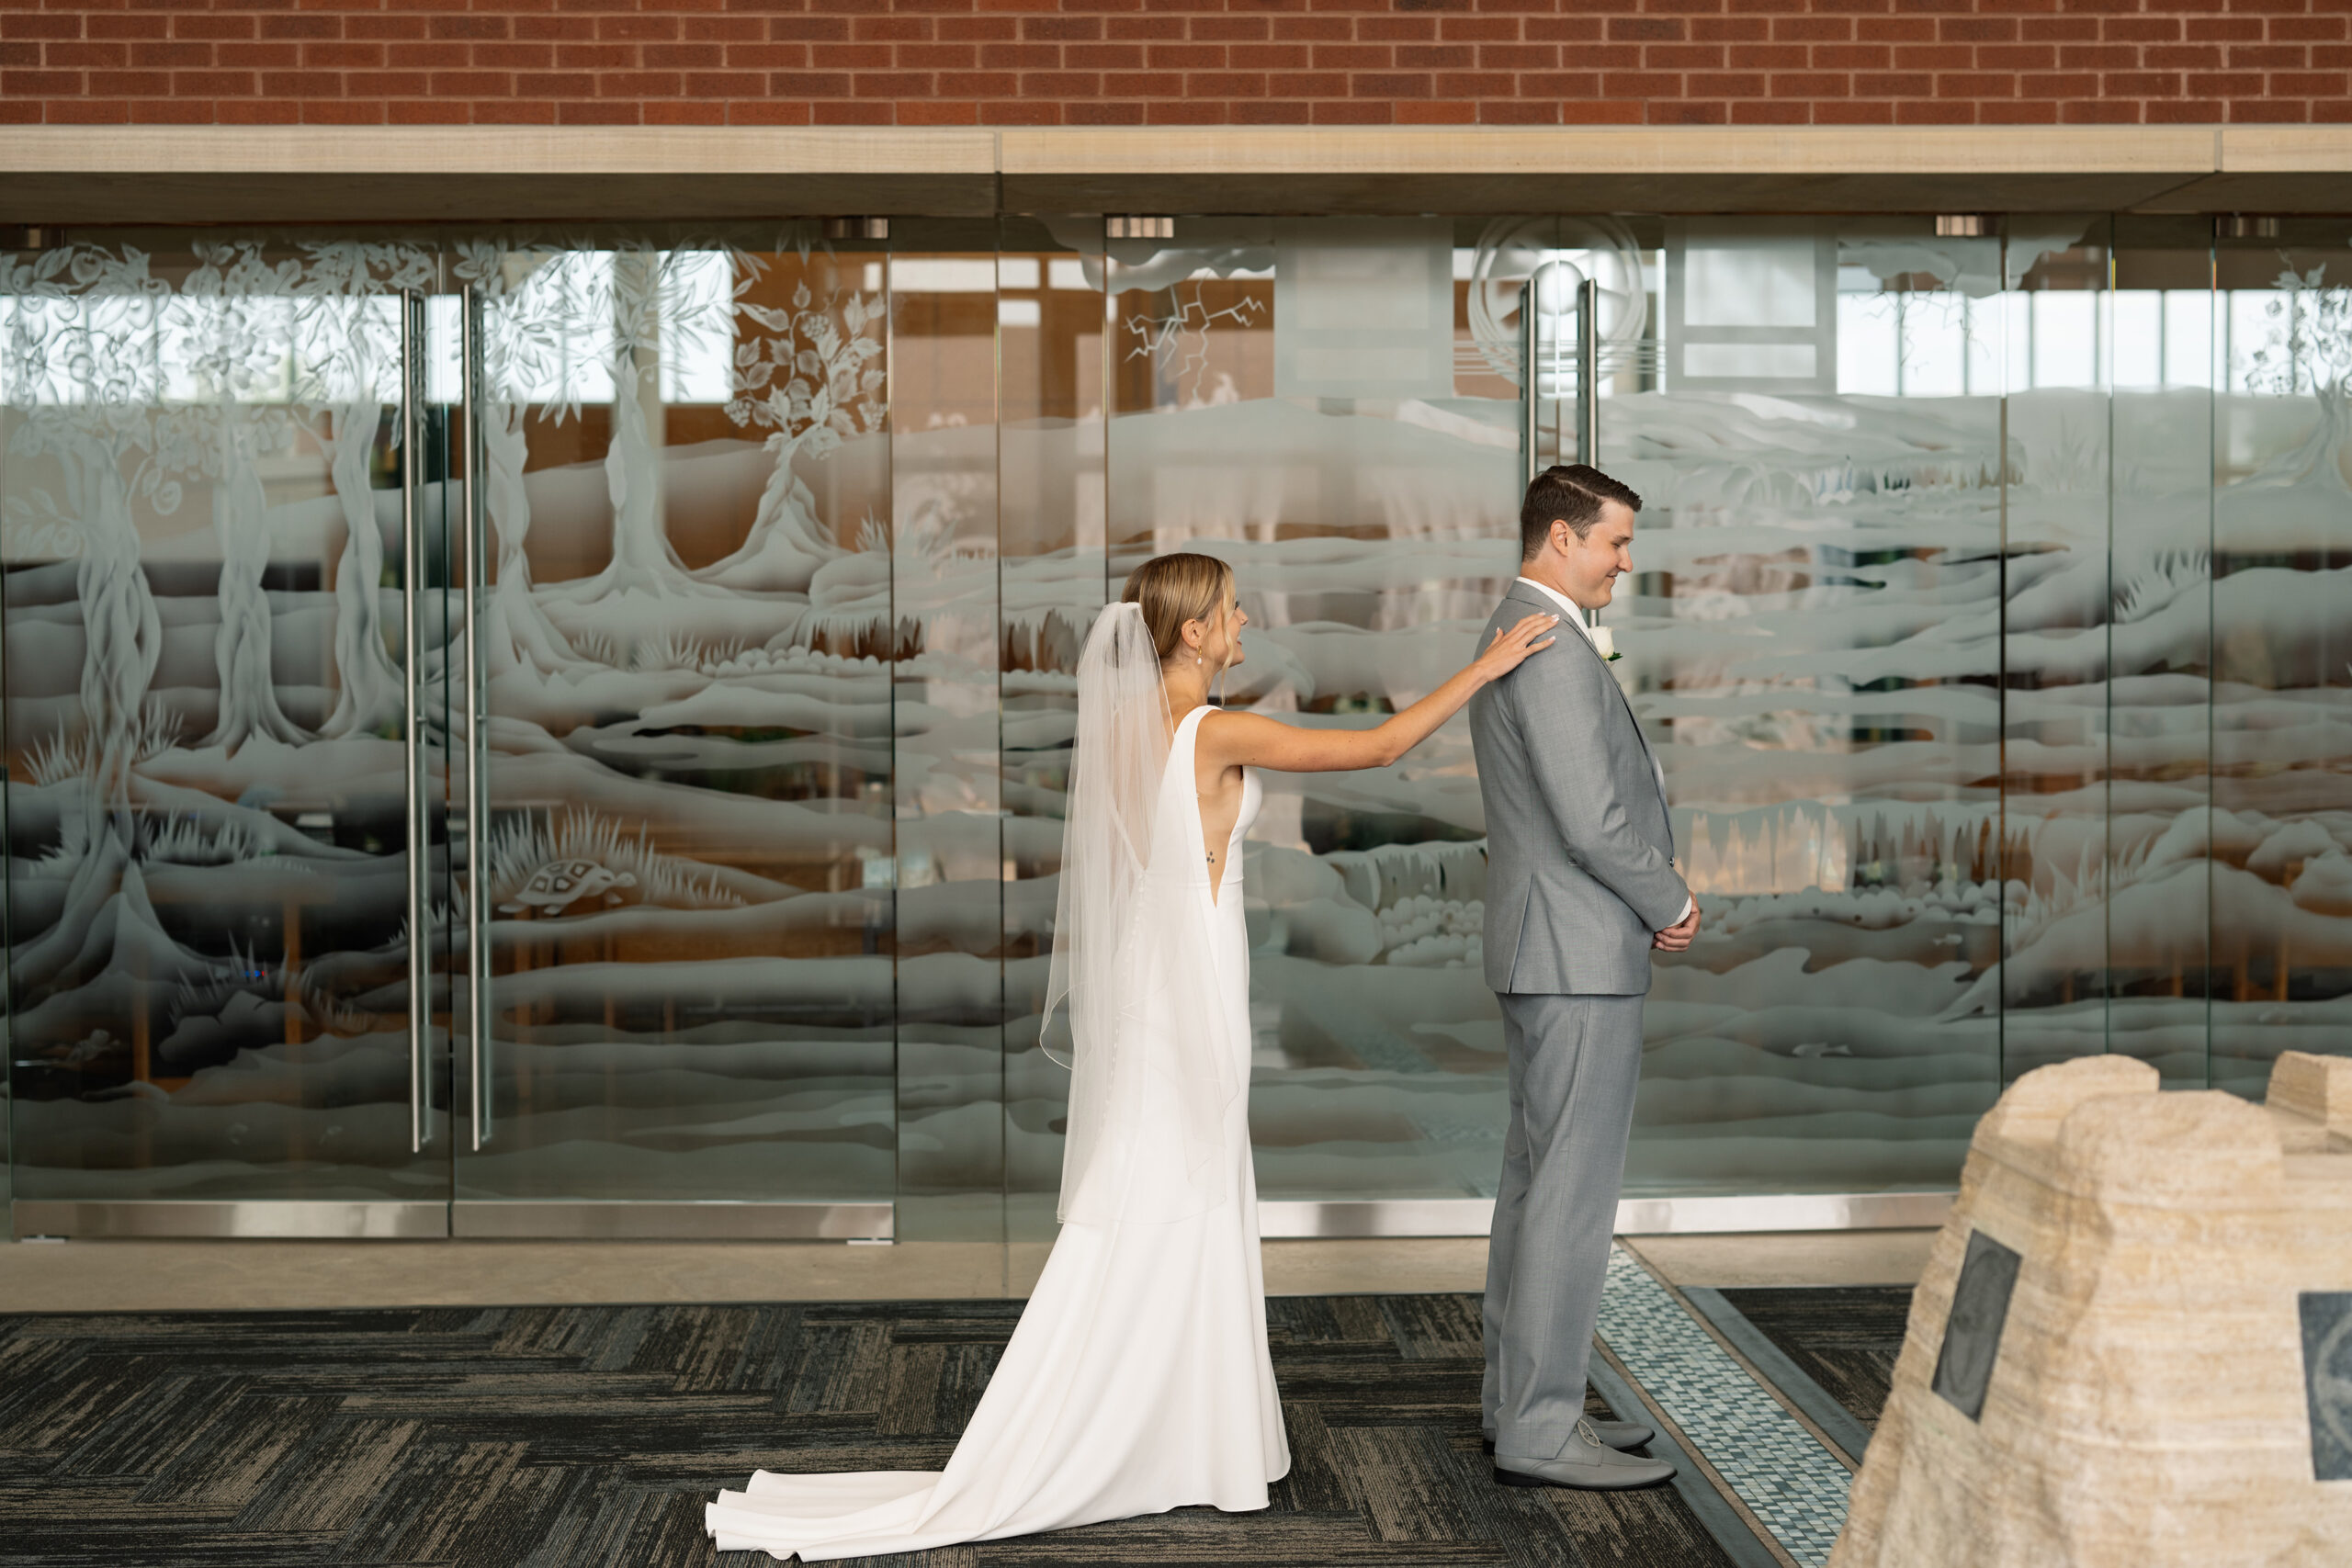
[0,1294,1739,1567]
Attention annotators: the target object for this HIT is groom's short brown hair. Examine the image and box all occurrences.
[1521,464,1642,560]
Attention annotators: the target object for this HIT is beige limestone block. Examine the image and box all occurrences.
[1831,1052,2352,1568]
[2270,1052,2352,1151]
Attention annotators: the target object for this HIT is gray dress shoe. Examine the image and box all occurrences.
[1495,1420,1677,1491]
[1483,1417,1653,1453]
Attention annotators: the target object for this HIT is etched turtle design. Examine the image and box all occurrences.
[500,859,638,917]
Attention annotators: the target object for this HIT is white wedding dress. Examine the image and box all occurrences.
[707,703,1289,1561]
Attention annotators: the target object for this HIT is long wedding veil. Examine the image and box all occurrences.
[1042,602,1238,1225]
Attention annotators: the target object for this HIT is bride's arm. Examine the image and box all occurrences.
[1198,612,1560,774]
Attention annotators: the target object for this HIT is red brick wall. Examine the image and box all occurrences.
[4,0,2348,130]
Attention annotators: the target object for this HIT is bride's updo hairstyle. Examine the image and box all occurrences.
[1120,552,1236,667]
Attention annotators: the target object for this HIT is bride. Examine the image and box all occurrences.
[707,552,1560,1561]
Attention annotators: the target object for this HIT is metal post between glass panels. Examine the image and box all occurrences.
[458,284,490,1152]
[1519,272,1600,482]
[401,289,430,1156]
[1519,272,1604,626]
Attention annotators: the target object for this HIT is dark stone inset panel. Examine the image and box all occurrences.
[1930,1230,2022,1422]
[2300,1291,2352,1482]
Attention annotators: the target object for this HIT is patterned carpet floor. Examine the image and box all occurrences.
[0,1293,1749,1568]
[1713,1287,1915,1432]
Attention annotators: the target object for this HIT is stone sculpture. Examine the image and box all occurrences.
[1831,1050,2352,1566]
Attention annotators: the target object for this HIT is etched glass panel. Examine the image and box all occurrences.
[14,210,2343,1225]
[2108,219,2216,1087]
[884,223,1007,1240]
[1998,221,2116,1082]
[999,220,1108,1241]
[2211,220,2352,1097]
[1106,217,1542,1204]
[458,231,895,1203]
[1623,217,2006,1195]
[3,236,447,1202]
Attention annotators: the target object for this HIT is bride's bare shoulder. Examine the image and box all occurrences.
[1194,705,1272,737]
[1195,707,1303,773]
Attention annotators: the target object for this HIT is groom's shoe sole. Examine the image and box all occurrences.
[1494,1460,1677,1492]
[1482,1421,1654,1454]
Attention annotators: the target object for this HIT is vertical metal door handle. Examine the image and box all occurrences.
[1577,276,1600,469]
[460,286,492,1149]
[401,290,427,1155]
[1577,277,1603,632]
[1520,280,1538,486]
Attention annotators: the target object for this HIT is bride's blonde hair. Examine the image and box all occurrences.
[1121,552,1237,668]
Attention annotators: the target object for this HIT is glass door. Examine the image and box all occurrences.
[448,231,895,1237]
[3,234,452,1235]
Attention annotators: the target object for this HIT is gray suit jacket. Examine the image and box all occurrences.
[1471,581,1689,996]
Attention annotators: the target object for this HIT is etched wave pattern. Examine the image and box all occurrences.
[4,238,453,1200]
[3,219,2346,1220]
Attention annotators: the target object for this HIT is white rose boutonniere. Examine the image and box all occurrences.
[1590,626,1622,662]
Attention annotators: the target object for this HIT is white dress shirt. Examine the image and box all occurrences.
[1511,576,1694,931]
[1514,575,1596,649]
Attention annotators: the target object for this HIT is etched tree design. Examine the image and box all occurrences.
[295,240,434,738]
[2245,262,2352,491]
[3,246,175,807]
[0,245,221,1002]
[453,241,588,675]
[471,241,747,608]
[181,241,309,752]
[1124,280,1265,409]
[698,259,887,592]
[593,245,700,599]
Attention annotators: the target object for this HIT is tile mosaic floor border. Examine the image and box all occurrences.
[1596,1242,1854,1568]
[1680,1284,1876,1466]
[1588,1342,1792,1568]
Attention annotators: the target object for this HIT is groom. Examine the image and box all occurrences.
[1469,464,1698,1491]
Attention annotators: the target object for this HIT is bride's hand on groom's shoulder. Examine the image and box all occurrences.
[1205,611,1557,777]
[1651,902,1701,953]
[1473,613,1560,684]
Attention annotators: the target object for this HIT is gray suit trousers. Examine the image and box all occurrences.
[1480,991,1645,1461]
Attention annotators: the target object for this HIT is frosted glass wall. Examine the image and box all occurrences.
[2210,220,2352,1097]
[458,234,899,1205]
[1625,219,2009,1192]
[1105,218,1525,1208]
[1615,215,2346,1191]
[5,216,2346,1231]
[2,238,448,1203]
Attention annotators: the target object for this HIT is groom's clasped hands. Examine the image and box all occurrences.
[1651,902,1701,953]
